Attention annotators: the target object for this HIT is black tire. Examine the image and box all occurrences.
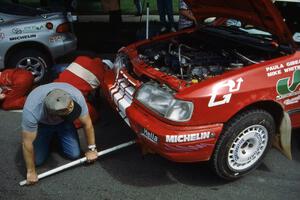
[211,109,275,180]
[7,49,52,83]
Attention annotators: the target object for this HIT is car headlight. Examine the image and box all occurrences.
[136,82,194,122]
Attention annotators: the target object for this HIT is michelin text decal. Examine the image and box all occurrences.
[9,34,36,41]
[166,132,213,143]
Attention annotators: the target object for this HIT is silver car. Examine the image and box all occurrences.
[0,2,77,82]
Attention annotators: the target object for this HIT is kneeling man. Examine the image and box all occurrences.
[21,82,98,185]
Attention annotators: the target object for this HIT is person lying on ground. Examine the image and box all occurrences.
[0,68,34,110]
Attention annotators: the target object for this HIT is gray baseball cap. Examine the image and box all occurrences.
[45,89,72,113]
[44,89,81,121]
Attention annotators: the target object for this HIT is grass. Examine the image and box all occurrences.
[15,0,179,14]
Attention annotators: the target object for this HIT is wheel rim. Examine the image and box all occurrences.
[16,57,46,82]
[227,125,269,171]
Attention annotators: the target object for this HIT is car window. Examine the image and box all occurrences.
[0,2,48,16]
[274,1,300,35]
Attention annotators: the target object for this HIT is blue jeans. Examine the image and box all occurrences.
[33,122,81,166]
[134,0,142,14]
[157,0,174,28]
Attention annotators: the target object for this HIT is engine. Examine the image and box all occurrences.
[137,32,277,82]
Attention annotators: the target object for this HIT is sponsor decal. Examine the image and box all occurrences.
[166,132,214,143]
[208,78,243,107]
[12,25,45,35]
[23,25,45,33]
[293,32,300,42]
[49,35,63,43]
[141,129,158,144]
[9,34,36,41]
[41,14,48,19]
[283,95,300,106]
[12,28,22,34]
[277,70,300,96]
[0,32,4,40]
[276,70,300,100]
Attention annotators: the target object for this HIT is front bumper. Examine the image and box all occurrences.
[127,103,223,162]
[100,66,224,162]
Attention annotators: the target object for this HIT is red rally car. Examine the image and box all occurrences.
[98,0,300,180]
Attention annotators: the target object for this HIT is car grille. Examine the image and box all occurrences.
[109,70,136,126]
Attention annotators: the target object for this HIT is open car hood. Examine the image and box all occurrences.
[185,0,296,47]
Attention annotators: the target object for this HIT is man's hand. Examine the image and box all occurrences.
[85,150,98,163]
[26,170,38,185]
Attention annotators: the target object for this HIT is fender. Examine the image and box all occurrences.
[273,112,292,160]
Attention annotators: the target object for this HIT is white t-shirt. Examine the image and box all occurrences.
[178,0,194,30]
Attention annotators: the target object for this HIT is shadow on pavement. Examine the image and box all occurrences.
[92,99,229,187]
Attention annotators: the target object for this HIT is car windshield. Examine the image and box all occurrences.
[274,1,300,44]
[0,2,49,16]
[201,18,274,40]
[197,21,292,53]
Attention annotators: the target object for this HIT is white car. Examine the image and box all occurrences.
[0,2,77,82]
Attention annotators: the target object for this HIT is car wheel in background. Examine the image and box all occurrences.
[212,109,275,180]
[7,49,52,83]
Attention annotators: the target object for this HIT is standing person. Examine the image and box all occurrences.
[133,0,142,16]
[54,56,103,128]
[0,69,34,110]
[22,82,98,185]
[178,0,196,30]
[102,0,122,28]
[157,0,176,32]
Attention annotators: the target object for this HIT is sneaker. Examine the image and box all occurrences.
[170,27,177,32]
[160,26,167,32]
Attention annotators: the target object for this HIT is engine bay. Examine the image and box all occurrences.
[137,30,286,82]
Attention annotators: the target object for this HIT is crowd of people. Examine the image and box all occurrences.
[105,0,197,32]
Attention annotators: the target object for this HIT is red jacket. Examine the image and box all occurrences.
[55,56,104,96]
[55,56,105,127]
[0,69,34,110]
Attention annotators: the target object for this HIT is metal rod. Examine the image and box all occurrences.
[19,140,136,186]
[146,2,150,39]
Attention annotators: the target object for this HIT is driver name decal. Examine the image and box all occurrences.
[266,59,300,78]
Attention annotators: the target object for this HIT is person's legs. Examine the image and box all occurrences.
[33,124,55,166]
[157,0,167,28]
[56,122,81,160]
[134,0,142,15]
[165,0,175,29]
